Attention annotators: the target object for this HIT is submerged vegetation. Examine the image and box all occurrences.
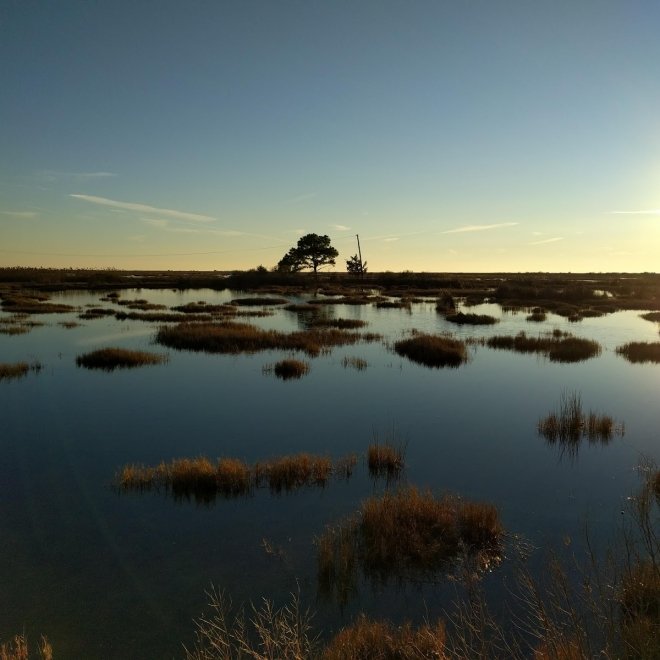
[75,348,167,370]
[484,331,601,362]
[394,333,467,368]
[616,341,660,364]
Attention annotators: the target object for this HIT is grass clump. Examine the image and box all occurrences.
[0,361,41,381]
[526,307,547,322]
[0,634,52,660]
[341,356,368,371]
[156,321,375,357]
[75,348,167,370]
[171,301,235,314]
[394,333,467,368]
[444,311,498,325]
[375,299,412,309]
[78,307,116,319]
[640,312,660,323]
[367,441,405,478]
[255,454,333,492]
[308,318,367,329]
[230,297,289,306]
[322,615,447,660]
[538,391,624,458]
[317,487,503,601]
[486,331,601,363]
[616,342,660,364]
[263,359,310,380]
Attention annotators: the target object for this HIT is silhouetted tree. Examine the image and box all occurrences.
[346,254,367,276]
[277,234,338,279]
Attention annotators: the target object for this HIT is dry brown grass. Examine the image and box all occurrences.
[486,332,601,363]
[640,312,660,323]
[616,342,660,364]
[367,442,405,478]
[171,302,236,314]
[394,334,467,368]
[308,318,367,329]
[75,348,167,370]
[341,356,368,371]
[0,292,75,314]
[322,615,447,659]
[284,303,322,313]
[156,321,376,357]
[0,362,30,380]
[115,311,213,322]
[444,312,499,325]
[255,454,333,492]
[0,635,52,660]
[230,297,289,306]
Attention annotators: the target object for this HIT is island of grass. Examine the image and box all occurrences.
[485,331,601,363]
[76,348,168,370]
[443,311,498,325]
[263,358,310,380]
[394,333,467,368]
[616,342,660,364]
[156,321,379,357]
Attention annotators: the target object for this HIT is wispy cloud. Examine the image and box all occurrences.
[71,194,215,223]
[42,170,117,180]
[1,210,38,219]
[288,192,317,204]
[530,237,564,245]
[442,222,519,234]
[611,208,660,215]
[141,217,169,228]
[331,224,351,231]
[383,237,400,242]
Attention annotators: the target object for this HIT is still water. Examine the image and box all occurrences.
[1,289,658,658]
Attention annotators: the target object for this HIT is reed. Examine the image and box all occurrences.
[75,348,167,370]
[616,342,660,364]
[394,334,467,368]
[255,454,333,492]
[486,332,601,362]
[527,308,547,322]
[115,311,212,322]
[78,307,116,319]
[171,302,235,314]
[116,299,166,310]
[230,297,289,306]
[0,635,52,660]
[309,318,367,329]
[375,299,412,309]
[0,362,29,380]
[444,312,499,325]
[640,312,660,322]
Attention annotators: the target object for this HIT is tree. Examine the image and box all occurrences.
[277,234,338,277]
[346,254,367,276]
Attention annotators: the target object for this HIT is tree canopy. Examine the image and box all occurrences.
[346,254,367,276]
[277,234,338,275]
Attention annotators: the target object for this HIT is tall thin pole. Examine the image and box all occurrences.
[356,234,363,268]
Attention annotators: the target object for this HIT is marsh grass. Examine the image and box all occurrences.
[538,392,624,458]
[255,454,333,492]
[322,615,447,660]
[156,321,376,357]
[75,348,168,370]
[317,487,503,602]
[115,311,213,322]
[78,307,116,319]
[375,299,412,309]
[263,359,310,380]
[640,312,660,323]
[284,303,322,313]
[0,325,31,335]
[486,332,601,363]
[394,334,467,368]
[341,356,368,371]
[444,312,499,325]
[0,292,75,314]
[0,635,52,660]
[526,308,547,322]
[171,302,236,314]
[616,342,660,364]
[58,320,80,329]
[367,441,405,478]
[308,318,367,329]
[0,361,41,381]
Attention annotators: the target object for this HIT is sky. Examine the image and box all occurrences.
[1,1,659,273]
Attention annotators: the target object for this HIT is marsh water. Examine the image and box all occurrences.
[1,288,659,658]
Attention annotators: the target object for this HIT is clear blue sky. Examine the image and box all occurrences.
[1,1,659,272]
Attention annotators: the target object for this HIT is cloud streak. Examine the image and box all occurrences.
[611,208,660,215]
[442,222,518,234]
[530,237,564,245]
[1,211,38,219]
[71,194,215,223]
[331,224,351,231]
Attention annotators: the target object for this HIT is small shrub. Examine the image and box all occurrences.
[394,334,467,368]
[75,348,167,370]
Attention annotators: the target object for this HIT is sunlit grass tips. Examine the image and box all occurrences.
[616,342,660,364]
[394,333,467,368]
[76,348,167,370]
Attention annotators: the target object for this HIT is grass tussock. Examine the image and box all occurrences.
[375,299,412,309]
[341,356,368,371]
[115,298,166,310]
[284,303,322,312]
[263,359,310,380]
[156,321,376,357]
[171,302,235,314]
[58,320,80,329]
[444,311,499,325]
[367,441,405,478]
[0,325,31,335]
[527,308,547,322]
[486,331,601,363]
[75,348,167,370]
[616,342,660,364]
[538,391,624,456]
[317,487,503,601]
[255,454,333,492]
[78,307,116,319]
[322,615,447,660]
[0,635,52,660]
[115,311,212,322]
[394,333,467,368]
[640,312,660,323]
[0,361,41,381]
